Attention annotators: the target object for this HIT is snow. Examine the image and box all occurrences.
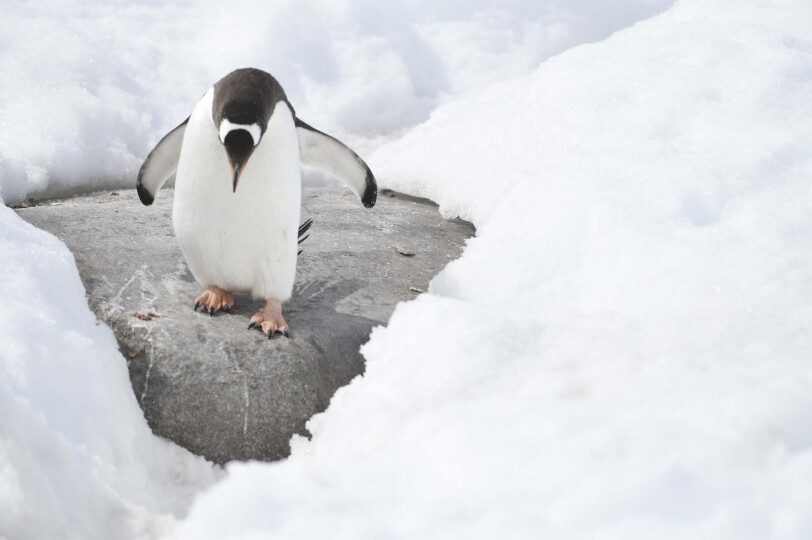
[170,0,812,538]
[2,2,680,538]
[0,204,220,540]
[0,0,671,205]
[4,0,812,538]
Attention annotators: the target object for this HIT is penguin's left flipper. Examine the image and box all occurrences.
[296,118,377,208]
[136,117,189,206]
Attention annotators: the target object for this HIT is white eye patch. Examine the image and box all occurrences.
[219,120,261,147]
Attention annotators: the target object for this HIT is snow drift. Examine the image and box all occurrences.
[5,0,810,538]
[171,0,812,538]
[0,0,672,205]
[1,2,681,539]
[0,204,219,540]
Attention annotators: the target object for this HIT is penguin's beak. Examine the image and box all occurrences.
[222,129,256,193]
[230,162,242,193]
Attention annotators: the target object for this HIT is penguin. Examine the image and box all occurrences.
[136,68,377,337]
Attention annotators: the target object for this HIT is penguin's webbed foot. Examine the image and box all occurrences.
[193,287,235,316]
[248,299,289,338]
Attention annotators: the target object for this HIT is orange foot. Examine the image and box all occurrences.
[194,287,235,316]
[248,299,289,338]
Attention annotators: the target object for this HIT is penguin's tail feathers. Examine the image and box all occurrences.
[298,218,313,256]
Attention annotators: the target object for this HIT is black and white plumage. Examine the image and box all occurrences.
[136,68,377,336]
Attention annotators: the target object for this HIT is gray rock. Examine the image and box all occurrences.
[17,188,473,463]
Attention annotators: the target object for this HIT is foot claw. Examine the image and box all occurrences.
[195,288,235,317]
[249,300,289,340]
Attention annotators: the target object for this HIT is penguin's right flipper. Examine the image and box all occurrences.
[136,118,189,206]
[296,118,377,208]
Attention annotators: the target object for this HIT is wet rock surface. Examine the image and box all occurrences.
[17,188,473,463]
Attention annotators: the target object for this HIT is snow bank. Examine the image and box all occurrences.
[172,0,812,538]
[0,2,681,538]
[0,205,219,540]
[0,0,672,205]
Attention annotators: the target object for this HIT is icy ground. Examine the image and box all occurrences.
[3,0,812,538]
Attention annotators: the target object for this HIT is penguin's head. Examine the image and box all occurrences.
[218,118,261,192]
[212,68,287,192]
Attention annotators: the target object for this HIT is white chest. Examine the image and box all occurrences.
[171,89,302,299]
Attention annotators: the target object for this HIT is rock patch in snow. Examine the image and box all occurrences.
[17,187,473,463]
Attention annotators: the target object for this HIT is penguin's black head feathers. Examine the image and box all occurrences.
[212,69,293,191]
[212,68,291,142]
